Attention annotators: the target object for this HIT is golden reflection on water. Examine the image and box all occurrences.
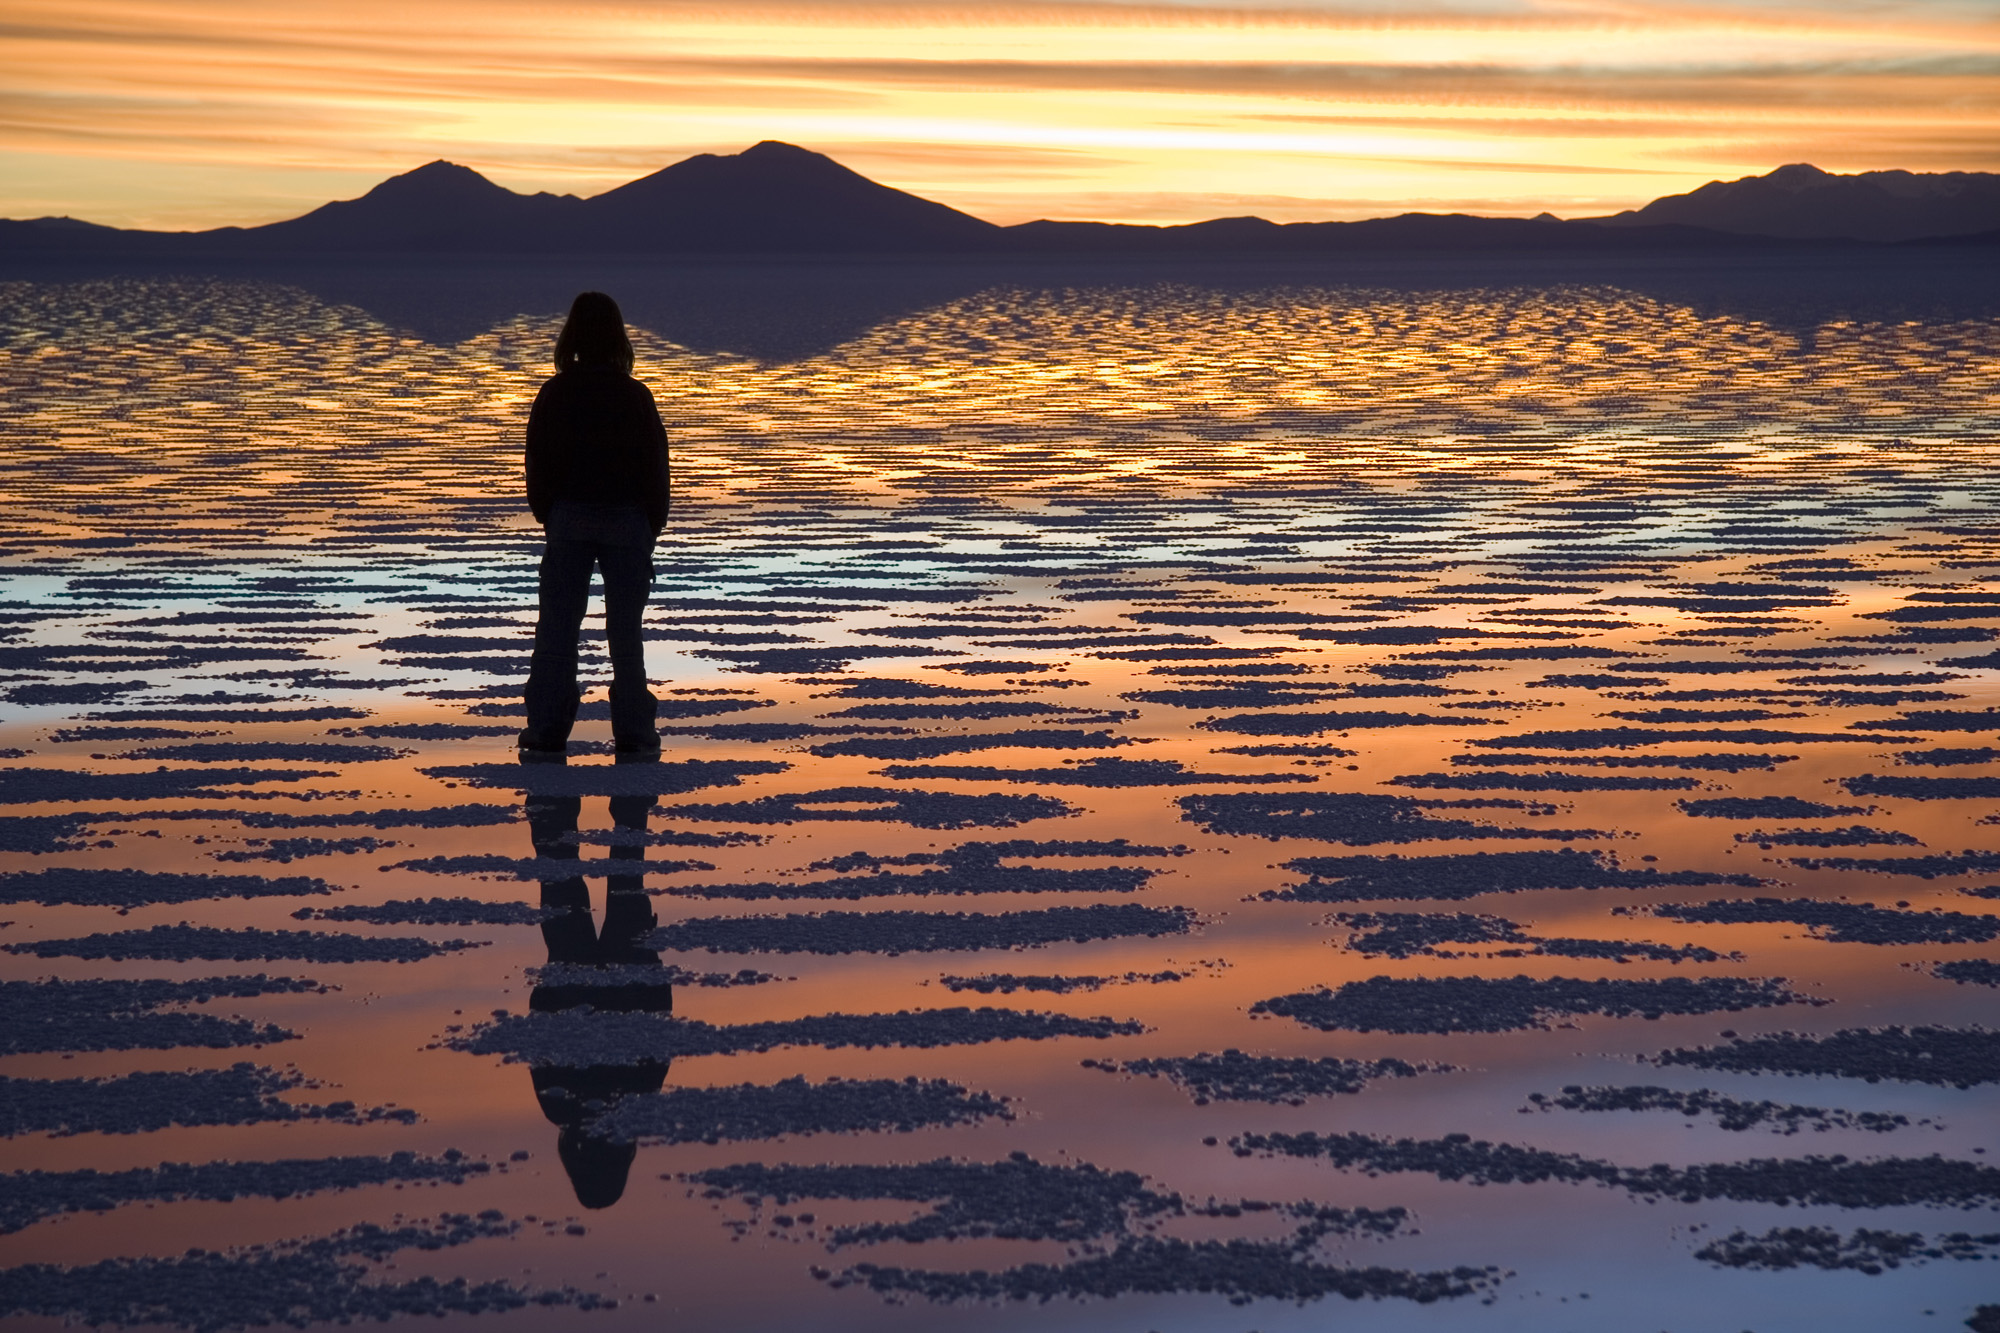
[4,272,1999,517]
[1,265,1999,1331]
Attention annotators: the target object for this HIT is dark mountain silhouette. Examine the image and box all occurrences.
[237,143,1001,253]
[3,144,1994,256]
[0,215,135,247]
[232,160,580,252]
[1005,211,1786,254]
[0,143,999,257]
[582,141,999,252]
[1588,163,2000,243]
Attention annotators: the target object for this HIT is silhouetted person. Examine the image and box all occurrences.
[521,292,670,754]
[522,752,674,1209]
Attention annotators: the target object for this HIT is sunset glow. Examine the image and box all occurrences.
[3,0,1995,229]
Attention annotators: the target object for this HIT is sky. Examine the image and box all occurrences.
[2,0,1996,230]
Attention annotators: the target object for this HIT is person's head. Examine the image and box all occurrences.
[553,291,634,374]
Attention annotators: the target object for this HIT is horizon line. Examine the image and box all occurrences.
[0,145,1932,238]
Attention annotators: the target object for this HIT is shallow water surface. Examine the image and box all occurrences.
[2,255,1999,1332]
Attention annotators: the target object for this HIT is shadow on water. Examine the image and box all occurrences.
[285,258,1007,359]
[5,248,1999,362]
[522,751,673,1210]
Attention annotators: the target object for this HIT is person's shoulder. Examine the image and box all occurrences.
[537,366,623,399]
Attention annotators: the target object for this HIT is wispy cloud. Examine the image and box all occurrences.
[1,0,1991,227]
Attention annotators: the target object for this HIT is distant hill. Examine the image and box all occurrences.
[1587,164,2000,243]
[1003,212,1782,254]
[233,160,580,252]
[583,141,999,252]
[1,143,999,257]
[2,145,1993,256]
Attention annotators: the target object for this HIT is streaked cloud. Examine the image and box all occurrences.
[0,0,1992,227]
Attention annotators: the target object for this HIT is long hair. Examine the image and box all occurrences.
[553,291,634,374]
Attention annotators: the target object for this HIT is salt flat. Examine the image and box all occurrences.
[1,254,1997,1332]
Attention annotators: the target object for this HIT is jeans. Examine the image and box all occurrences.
[522,502,658,745]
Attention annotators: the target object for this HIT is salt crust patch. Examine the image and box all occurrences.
[1235,1129,2000,1210]
[667,861,1155,902]
[450,1005,1146,1066]
[7,924,485,964]
[666,786,1075,830]
[296,897,550,926]
[649,903,1196,954]
[0,1151,487,1235]
[0,976,322,1055]
[1524,1085,1912,1135]
[1179,791,1605,845]
[1654,1026,2000,1089]
[1694,1225,2000,1272]
[686,1157,1495,1305]
[877,756,1314,787]
[0,767,339,803]
[0,1211,610,1330]
[1252,974,1810,1034]
[1644,897,1999,945]
[0,867,335,907]
[1269,849,1759,902]
[0,1064,416,1138]
[584,1075,1010,1144]
[1086,1050,1441,1103]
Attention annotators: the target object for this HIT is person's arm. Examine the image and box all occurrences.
[524,381,555,523]
[638,382,671,534]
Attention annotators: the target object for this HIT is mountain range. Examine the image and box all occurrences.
[1593,163,2000,243]
[5,142,1996,256]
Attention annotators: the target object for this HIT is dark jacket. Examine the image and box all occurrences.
[525,365,671,532]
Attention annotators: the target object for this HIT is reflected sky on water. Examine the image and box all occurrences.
[1,257,1998,1332]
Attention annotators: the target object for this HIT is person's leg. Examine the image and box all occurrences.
[603,786,661,963]
[599,542,659,748]
[526,789,595,968]
[522,538,595,748]
[526,790,583,863]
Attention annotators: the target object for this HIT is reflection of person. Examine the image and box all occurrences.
[520,291,671,755]
[522,753,674,1209]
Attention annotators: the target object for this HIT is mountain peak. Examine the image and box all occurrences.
[360,160,515,205]
[582,140,999,251]
[684,140,882,188]
[739,140,822,161]
[1594,162,2000,241]
[1764,163,1832,191]
[405,159,478,177]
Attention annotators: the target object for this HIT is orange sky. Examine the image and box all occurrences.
[3,0,1996,230]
